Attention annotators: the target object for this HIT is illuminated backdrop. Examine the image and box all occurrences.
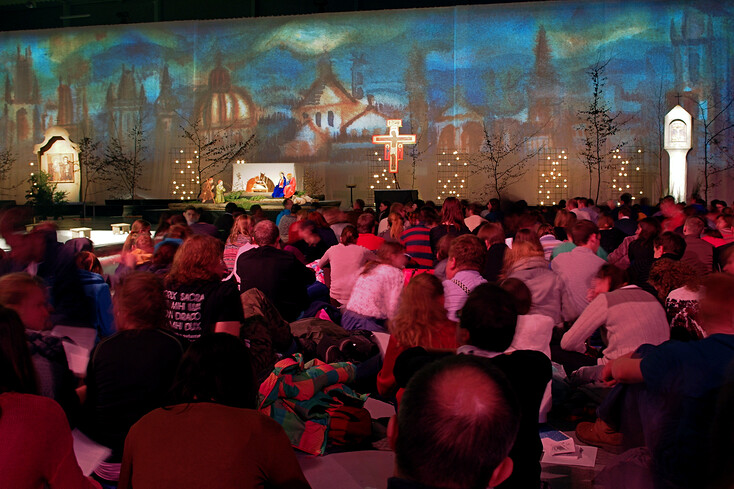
[0,1,732,203]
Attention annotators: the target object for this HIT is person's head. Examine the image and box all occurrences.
[447,235,485,279]
[698,274,734,335]
[252,220,279,247]
[648,258,699,301]
[379,200,390,212]
[618,206,633,219]
[620,193,632,206]
[537,222,555,239]
[419,207,439,227]
[299,220,321,246]
[457,283,517,351]
[567,198,579,210]
[390,273,448,348]
[168,333,257,409]
[362,241,406,274]
[75,251,103,275]
[166,223,192,241]
[131,219,151,235]
[440,197,464,226]
[683,216,705,237]
[512,228,542,251]
[114,271,167,331]
[500,277,532,315]
[501,240,544,278]
[653,231,687,259]
[636,217,661,243]
[183,206,199,225]
[152,241,179,269]
[0,305,38,395]
[716,215,733,233]
[553,208,576,229]
[308,211,329,229]
[340,225,358,245]
[0,273,49,331]
[357,212,376,234]
[133,233,154,254]
[588,264,628,302]
[353,199,365,211]
[597,215,613,230]
[570,220,600,251]
[390,354,519,489]
[477,222,505,247]
[388,212,404,240]
[228,214,253,245]
[166,234,225,287]
[660,195,678,217]
[467,202,484,217]
[224,202,239,214]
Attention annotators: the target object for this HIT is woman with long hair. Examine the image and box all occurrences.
[628,217,661,285]
[429,197,469,254]
[81,272,184,487]
[0,306,100,489]
[342,241,407,332]
[553,208,576,242]
[118,334,310,489]
[318,225,374,307]
[377,273,457,399]
[502,240,563,327]
[164,235,244,341]
[308,211,338,247]
[223,214,253,274]
[379,211,405,243]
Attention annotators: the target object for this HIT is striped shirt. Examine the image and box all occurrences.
[400,225,434,268]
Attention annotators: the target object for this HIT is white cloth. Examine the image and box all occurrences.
[346,264,404,320]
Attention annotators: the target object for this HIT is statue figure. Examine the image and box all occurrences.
[214,179,226,204]
[199,177,215,203]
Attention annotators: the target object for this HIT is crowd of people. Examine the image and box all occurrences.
[1,191,734,489]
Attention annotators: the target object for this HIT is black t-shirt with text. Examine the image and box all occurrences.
[165,279,244,341]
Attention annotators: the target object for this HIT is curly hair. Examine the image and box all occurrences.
[227,214,253,246]
[648,258,699,300]
[166,234,224,287]
[388,212,405,241]
[389,273,450,348]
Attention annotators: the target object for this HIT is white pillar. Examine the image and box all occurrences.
[664,105,692,203]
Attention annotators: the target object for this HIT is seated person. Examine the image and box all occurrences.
[237,220,315,322]
[394,283,551,489]
[0,273,79,423]
[82,272,184,486]
[559,264,669,383]
[342,242,406,332]
[377,273,457,400]
[577,273,734,489]
[387,354,519,489]
[443,235,487,321]
[118,334,310,489]
[318,225,374,307]
[0,306,100,489]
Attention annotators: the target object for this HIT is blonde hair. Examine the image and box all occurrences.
[388,212,405,240]
[501,241,545,278]
[389,273,449,348]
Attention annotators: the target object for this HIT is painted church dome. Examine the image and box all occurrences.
[197,58,257,129]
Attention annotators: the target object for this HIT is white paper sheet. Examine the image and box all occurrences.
[72,429,111,476]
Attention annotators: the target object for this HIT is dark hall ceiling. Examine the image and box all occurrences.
[0,0,548,32]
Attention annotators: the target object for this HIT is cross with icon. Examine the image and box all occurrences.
[372,119,416,174]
